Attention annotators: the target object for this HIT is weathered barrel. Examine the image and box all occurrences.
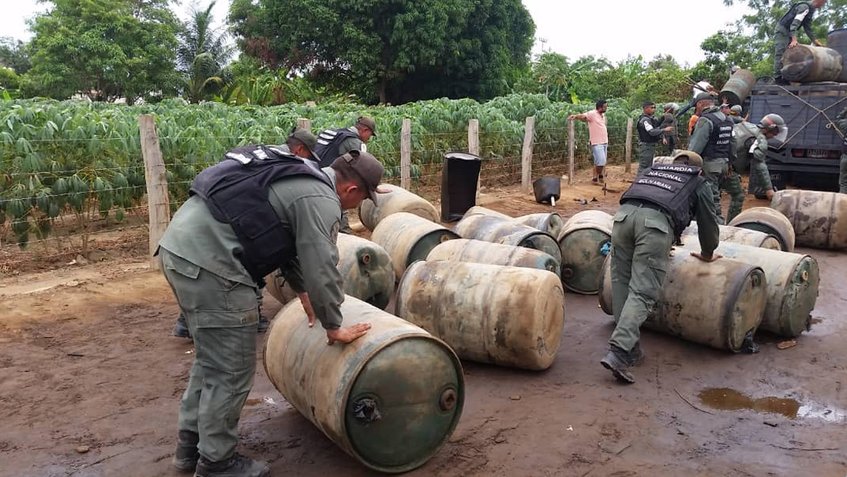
[463,206,563,238]
[682,223,782,250]
[728,207,796,252]
[265,233,395,309]
[358,184,439,231]
[721,68,756,106]
[771,189,847,249]
[452,214,562,266]
[597,254,768,352]
[675,241,819,337]
[371,212,459,279]
[557,210,613,294]
[264,296,464,473]
[396,261,565,370]
[463,205,511,220]
[426,238,561,277]
[781,44,844,83]
[827,28,847,83]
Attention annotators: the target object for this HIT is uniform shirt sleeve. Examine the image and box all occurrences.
[789,4,810,35]
[338,137,365,156]
[688,117,713,155]
[693,181,720,257]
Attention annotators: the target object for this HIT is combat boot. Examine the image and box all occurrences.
[627,342,645,367]
[194,453,270,477]
[600,346,635,384]
[173,314,191,339]
[172,430,199,472]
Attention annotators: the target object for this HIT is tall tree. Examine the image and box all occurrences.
[0,37,31,74]
[178,1,234,103]
[22,0,180,103]
[230,0,534,104]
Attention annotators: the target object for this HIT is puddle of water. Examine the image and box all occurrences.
[698,388,846,423]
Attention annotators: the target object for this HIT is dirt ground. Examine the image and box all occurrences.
[1,165,846,477]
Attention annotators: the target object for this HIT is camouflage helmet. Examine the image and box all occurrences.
[664,102,680,113]
[758,113,788,142]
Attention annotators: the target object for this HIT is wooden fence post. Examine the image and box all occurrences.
[139,115,170,270]
[469,119,480,201]
[521,116,535,193]
[568,118,575,185]
[625,117,633,173]
[297,118,312,132]
[400,118,411,190]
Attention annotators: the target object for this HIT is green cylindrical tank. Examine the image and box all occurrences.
[462,205,511,220]
[395,261,565,370]
[771,189,847,249]
[557,210,613,294]
[452,214,562,267]
[728,207,796,252]
[828,28,847,82]
[781,44,844,83]
[264,296,464,473]
[358,184,439,231]
[426,238,560,277]
[675,241,819,337]
[265,233,395,309]
[371,212,459,280]
[462,206,563,238]
[720,68,756,106]
[597,253,768,352]
[682,223,782,250]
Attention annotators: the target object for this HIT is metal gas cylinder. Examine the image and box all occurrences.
[770,189,847,249]
[728,206,796,252]
[426,238,560,277]
[557,210,614,294]
[721,68,756,106]
[265,233,395,309]
[781,44,844,83]
[264,296,464,473]
[358,184,439,231]
[462,206,563,237]
[682,223,782,250]
[371,212,459,279]
[452,214,562,267]
[395,261,565,370]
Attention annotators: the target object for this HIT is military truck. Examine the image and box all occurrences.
[746,82,847,191]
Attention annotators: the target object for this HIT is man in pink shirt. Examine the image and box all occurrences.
[569,99,609,184]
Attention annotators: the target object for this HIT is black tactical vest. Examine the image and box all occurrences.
[621,164,705,240]
[700,112,734,159]
[637,114,660,144]
[190,145,334,283]
[779,2,815,31]
[313,128,360,167]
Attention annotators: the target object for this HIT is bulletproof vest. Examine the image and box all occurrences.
[313,128,360,167]
[621,164,705,240]
[779,2,815,31]
[637,114,660,144]
[700,112,734,159]
[190,145,334,283]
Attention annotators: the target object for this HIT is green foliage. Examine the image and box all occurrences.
[178,1,234,103]
[0,37,31,74]
[0,67,20,92]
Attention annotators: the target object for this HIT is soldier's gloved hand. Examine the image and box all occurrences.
[326,323,372,345]
[690,251,722,262]
[813,39,824,47]
[297,292,317,327]
[766,189,775,200]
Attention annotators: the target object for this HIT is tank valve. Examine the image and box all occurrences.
[562,267,574,279]
[360,253,371,265]
[439,388,457,411]
[800,270,809,282]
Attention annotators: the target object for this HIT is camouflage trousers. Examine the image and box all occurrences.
[702,159,744,224]
[637,143,657,175]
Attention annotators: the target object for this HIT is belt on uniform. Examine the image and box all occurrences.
[623,200,665,212]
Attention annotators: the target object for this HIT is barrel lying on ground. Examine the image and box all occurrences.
[770,189,847,250]
[597,254,768,352]
[264,296,464,474]
[462,206,564,238]
[396,261,565,370]
[371,212,459,279]
[728,207,796,252]
[682,223,782,250]
[426,238,561,277]
[266,233,395,309]
[452,213,562,267]
[557,210,613,294]
[358,184,439,231]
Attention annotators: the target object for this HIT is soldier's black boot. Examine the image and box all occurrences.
[173,314,191,339]
[194,453,270,477]
[172,430,199,472]
[601,346,635,384]
[628,342,645,367]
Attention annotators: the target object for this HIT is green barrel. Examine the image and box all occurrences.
[371,212,459,279]
[557,210,613,294]
[452,214,562,267]
[264,296,464,473]
[463,206,563,238]
[358,184,439,231]
[781,44,843,83]
[720,68,756,106]
[771,189,847,249]
[426,238,561,277]
[396,261,565,370]
[728,207,795,252]
[682,223,782,250]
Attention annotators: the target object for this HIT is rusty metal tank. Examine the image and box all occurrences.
[557,210,613,294]
[358,184,439,231]
[264,296,464,473]
[462,206,563,238]
[597,253,768,352]
[426,238,561,277]
[395,261,565,370]
[771,189,847,249]
[721,68,756,106]
[452,214,562,267]
[682,223,782,250]
[728,207,796,252]
[828,28,847,83]
[675,241,819,338]
[371,212,459,279]
[265,233,395,309]
[781,44,844,83]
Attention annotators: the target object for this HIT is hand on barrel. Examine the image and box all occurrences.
[298,292,317,327]
[690,251,722,262]
[326,323,372,345]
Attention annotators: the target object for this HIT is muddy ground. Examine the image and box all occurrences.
[1,165,846,477]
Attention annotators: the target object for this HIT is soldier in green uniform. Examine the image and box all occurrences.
[602,150,721,384]
[159,129,383,477]
[688,93,743,223]
[636,102,674,174]
[732,114,788,200]
[773,0,827,84]
[837,106,847,194]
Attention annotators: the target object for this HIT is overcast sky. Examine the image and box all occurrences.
[3,0,752,67]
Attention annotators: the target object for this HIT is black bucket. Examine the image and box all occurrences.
[532,176,561,204]
[441,152,482,222]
